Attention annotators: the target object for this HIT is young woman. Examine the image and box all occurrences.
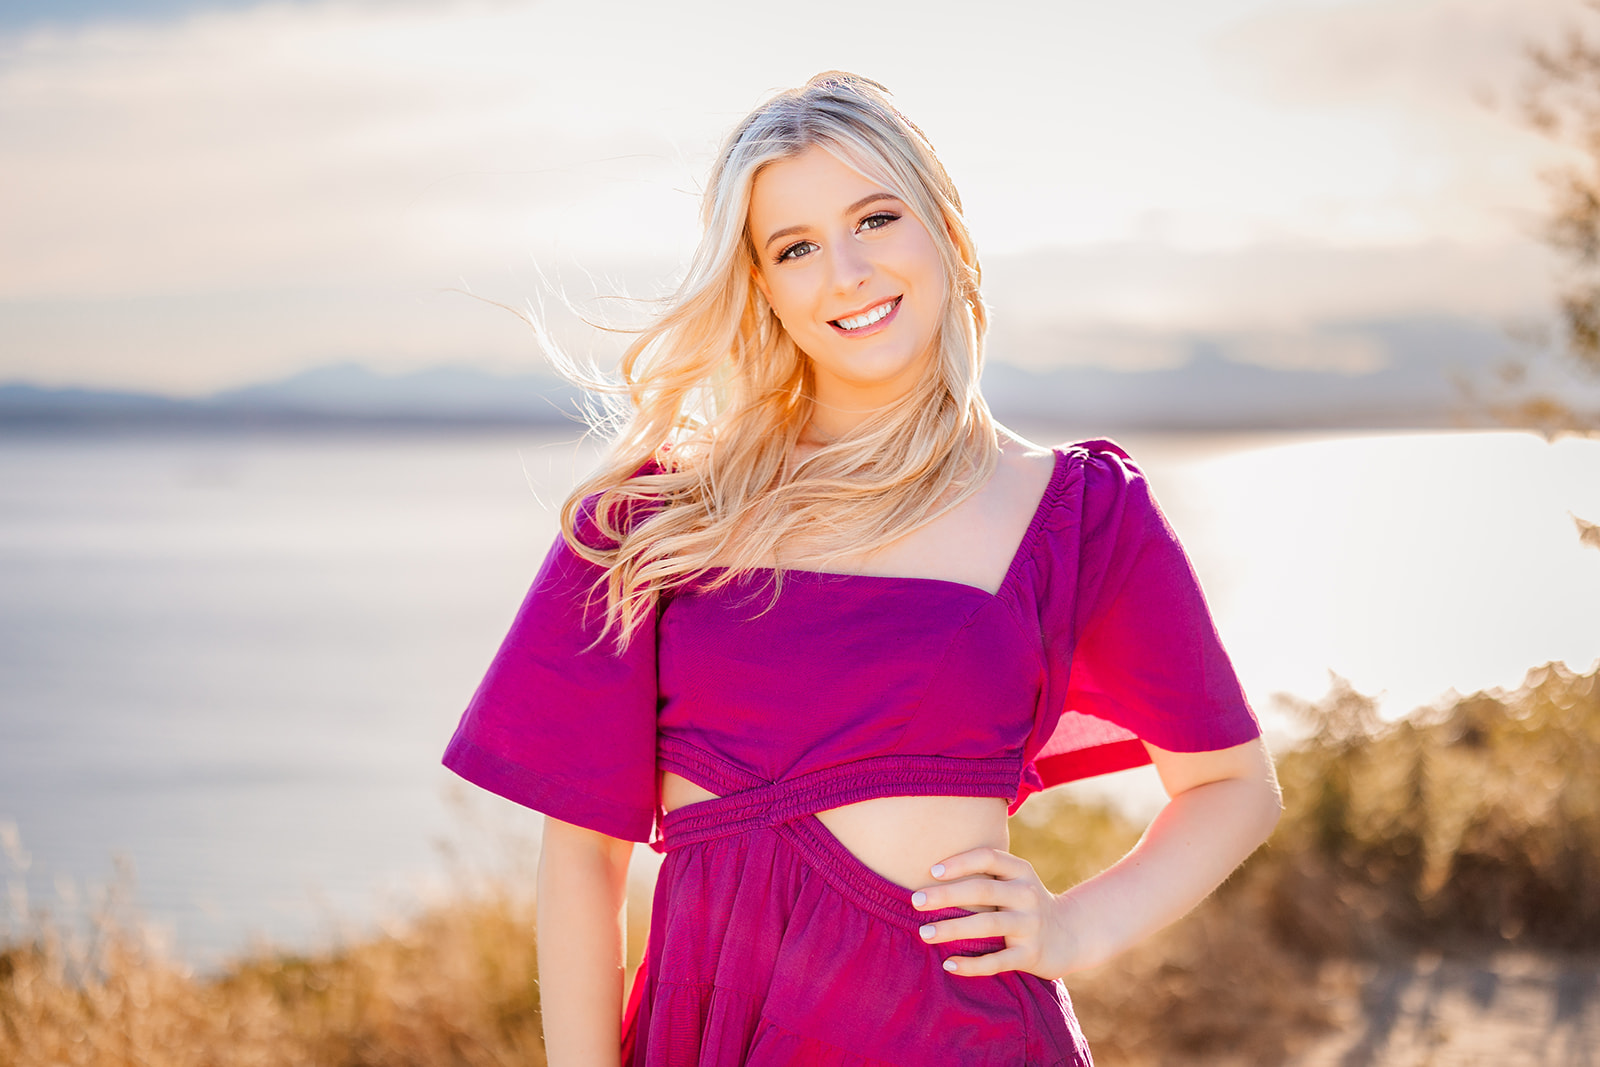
[443,72,1281,1066]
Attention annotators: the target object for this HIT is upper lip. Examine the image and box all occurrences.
[830,295,901,323]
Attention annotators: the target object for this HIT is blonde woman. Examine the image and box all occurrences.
[443,72,1281,1066]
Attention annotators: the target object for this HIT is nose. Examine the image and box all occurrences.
[830,235,871,295]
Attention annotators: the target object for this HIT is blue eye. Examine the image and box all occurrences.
[775,240,817,264]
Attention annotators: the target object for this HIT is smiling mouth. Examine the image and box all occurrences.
[830,297,901,332]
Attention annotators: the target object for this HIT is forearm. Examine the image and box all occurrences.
[536,816,634,1067]
[1062,767,1281,971]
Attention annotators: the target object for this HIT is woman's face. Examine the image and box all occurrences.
[747,145,946,429]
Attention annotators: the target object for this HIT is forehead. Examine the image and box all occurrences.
[747,145,891,235]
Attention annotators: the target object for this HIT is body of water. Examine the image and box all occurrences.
[1,427,1596,967]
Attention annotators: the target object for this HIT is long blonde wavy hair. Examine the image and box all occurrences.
[556,71,998,646]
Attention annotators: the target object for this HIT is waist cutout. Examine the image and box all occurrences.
[657,751,1019,853]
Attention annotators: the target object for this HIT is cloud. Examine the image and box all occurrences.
[0,0,1578,389]
[1217,0,1574,112]
[984,237,1558,340]
[2,0,1051,308]
[0,1,703,304]
[1205,0,1578,257]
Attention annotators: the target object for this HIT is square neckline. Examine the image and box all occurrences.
[729,447,1069,601]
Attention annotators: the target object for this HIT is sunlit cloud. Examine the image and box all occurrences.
[0,0,1579,390]
[1219,0,1572,111]
[0,0,697,300]
[1213,0,1575,245]
[985,239,1557,340]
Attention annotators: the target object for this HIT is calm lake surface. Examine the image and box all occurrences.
[1,427,1596,967]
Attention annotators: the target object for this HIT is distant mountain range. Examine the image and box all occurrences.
[0,363,589,431]
[4,318,1595,432]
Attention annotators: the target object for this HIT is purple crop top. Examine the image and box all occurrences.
[442,440,1261,844]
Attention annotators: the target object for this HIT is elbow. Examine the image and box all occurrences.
[1261,784,1285,843]
[1216,773,1281,864]
[1234,736,1284,848]
[1149,736,1283,851]
[1253,762,1285,846]
[1226,743,1284,852]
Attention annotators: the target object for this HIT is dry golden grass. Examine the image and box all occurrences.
[0,881,545,1067]
[2,661,1594,1065]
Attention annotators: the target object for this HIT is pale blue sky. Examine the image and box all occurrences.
[0,0,1579,392]
[0,1,260,33]
[0,0,354,30]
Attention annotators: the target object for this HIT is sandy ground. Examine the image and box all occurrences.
[1287,952,1600,1066]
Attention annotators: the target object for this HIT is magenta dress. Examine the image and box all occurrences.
[442,440,1261,1066]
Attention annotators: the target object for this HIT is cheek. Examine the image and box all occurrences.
[912,250,947,325]
[898,230,945,293]
[765,281,816,335]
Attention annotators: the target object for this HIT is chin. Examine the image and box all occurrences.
[823,348,937,395]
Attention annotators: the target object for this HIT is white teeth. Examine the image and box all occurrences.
[835,299,896,331]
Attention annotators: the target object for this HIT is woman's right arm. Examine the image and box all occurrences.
[537,815,635,1067]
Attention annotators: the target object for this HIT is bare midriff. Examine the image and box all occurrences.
[660,770,1006,906]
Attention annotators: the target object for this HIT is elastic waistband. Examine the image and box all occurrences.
[779,813,992,939]
[658,752,1019,852]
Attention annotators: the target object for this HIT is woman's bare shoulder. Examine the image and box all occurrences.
[994,424,1057,486]
[974,425,1056,517]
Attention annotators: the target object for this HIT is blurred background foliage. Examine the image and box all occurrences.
[1509,0,1600,433]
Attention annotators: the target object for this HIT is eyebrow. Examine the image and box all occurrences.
[761,192,902,250]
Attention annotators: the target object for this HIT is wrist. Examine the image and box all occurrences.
[1050,885,1120,975]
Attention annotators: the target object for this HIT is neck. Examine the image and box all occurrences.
[804,395,899,441]
[806,369,931,439]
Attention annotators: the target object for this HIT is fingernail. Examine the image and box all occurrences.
[930,863,946,878]
[918,924,936,940]
[911,891,926,907]
[943,959,958,972]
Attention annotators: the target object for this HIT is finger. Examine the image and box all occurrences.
[916,911,1025,945]
[930,847,1034,882]
[941,946,1035,978]
[912,877,1032,913]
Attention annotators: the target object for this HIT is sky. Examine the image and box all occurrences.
[0,0,1585,393]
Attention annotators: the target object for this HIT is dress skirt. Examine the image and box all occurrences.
[622,796,1095,1066]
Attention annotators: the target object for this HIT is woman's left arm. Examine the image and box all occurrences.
[912,737,1283,978]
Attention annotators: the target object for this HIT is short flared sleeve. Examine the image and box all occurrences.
[441,489,660,843]
[1024,441,1261,795]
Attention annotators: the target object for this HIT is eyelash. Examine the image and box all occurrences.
[774,211,901,264]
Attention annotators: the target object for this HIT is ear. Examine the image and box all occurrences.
[750,263,773,305]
